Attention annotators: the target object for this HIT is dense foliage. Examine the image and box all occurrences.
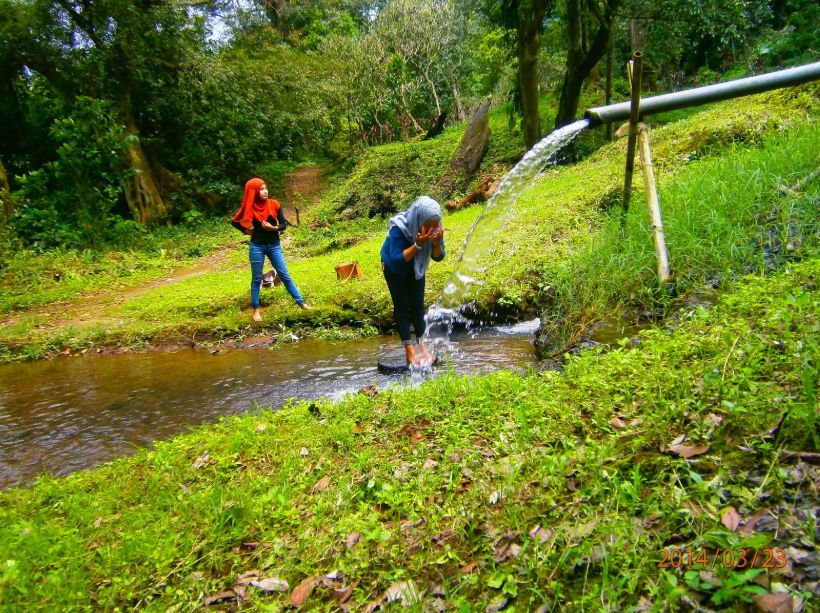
[0,0,816,250]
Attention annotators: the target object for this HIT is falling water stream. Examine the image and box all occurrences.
[426,119,590,339]
[0,120,594,490]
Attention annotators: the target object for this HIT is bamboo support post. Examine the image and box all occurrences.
[636,123,672,284]
[621,51,643,224]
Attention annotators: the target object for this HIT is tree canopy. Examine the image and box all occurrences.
[0,0,815,248]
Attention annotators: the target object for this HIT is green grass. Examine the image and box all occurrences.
[0,220,234,314]
[1,257,816,610]
[0,79,817,611]
[0,85,817,362]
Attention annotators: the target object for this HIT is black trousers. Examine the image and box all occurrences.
[383,264,426,345]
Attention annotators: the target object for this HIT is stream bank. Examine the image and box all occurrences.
[0,257,815,611]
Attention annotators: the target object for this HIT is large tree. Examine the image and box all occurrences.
[554,0,620,128]
[485,0,554,149]
[1,0,209,224]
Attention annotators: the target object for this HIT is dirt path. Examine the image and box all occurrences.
[1,165,329,344]
[0,242,236,338]
[282,164,327,221]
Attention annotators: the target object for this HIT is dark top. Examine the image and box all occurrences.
[232,208,288,245]
[380,225,446,276]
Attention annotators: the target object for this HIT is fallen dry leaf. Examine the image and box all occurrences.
[203,590,236,605]
[528,524,553,544]
[493,532,522,562]
[610,416,627,429]
[299,447,309,457]
[740,507,771,535]
[334,585,355,604]
[643,514,662,529]
[346,531,362,549]
[358,385,378,397]
[410,431,424,444]
[705,413,724,426]
[192,451,210,469]
[291,576,318,607]
[752,592,793,613]
[233,585,249,601]
[486,595,509,613]
[422,458,438,470]
[682,499,707,516]
[351,421,362,433]
[664,440,710,458]
[698,571,723,588]
[459,562,478,574]
[721,506,741,532]
[235,570,260,585]
[766,412,788,437]
[313,476,331,492]
[400,518,424,531]
[488,490,503,505]
[250,577,289,593]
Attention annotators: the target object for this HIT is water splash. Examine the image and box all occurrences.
[426,119,590,340]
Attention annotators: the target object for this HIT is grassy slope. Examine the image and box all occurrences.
[0,86,818,610]
[0,257,815,610]
[2,86,818,362]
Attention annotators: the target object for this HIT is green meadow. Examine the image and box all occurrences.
[0,86,817,610]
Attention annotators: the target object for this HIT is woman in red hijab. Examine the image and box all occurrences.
[232,177,311,321]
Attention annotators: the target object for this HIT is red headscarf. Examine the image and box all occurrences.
[232,177,280,231]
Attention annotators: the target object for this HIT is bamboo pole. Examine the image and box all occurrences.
[605,26,614,142]
[621,51,643,225]
[636,123,672,284]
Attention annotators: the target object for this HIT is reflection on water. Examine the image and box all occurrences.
[0,322,539,489]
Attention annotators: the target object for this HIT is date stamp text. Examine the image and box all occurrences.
[658,548,787,570]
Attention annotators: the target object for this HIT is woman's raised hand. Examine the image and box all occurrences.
[261,220,279,232]
[431,227,445,246]
[415,226,443,246]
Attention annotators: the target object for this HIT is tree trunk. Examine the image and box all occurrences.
[123,138,170,224]
[119,92,169,224]
[517,1,550,149]
[0,157,12,222]
[555,0,621,128]
[435,101,490,202]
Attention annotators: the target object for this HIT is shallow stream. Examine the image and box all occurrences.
[0,321,543,490]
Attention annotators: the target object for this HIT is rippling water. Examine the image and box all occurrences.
[0,322,539,489]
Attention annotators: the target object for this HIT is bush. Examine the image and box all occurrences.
[10,97,129,250]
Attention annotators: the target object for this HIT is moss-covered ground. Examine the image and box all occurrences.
[0,84,817,610]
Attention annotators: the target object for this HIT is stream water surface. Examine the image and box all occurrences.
[0,321,541,490]
[1,119,599,491]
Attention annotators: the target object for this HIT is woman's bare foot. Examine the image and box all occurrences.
[252,308,262,322]
[299,303,313,311]
[416,344,435,366]
[404,344,417,364]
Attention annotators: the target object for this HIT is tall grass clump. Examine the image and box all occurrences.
[537,121,819,352]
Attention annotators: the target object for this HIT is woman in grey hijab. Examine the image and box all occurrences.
[380,196,446,365]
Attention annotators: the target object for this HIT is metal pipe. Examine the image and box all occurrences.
[622,52,642,218]
[585,61,820,126]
